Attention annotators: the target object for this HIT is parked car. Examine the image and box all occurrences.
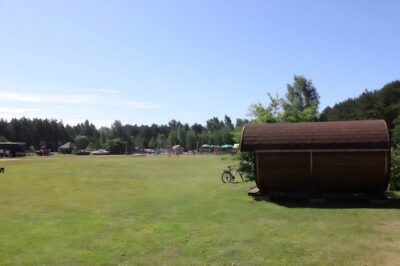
[92,149,110,155]
[143,149,155,154]
[36,146,51,156]
[77,149,90,155]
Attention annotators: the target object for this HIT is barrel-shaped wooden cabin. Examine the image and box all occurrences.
[240,120,390,194]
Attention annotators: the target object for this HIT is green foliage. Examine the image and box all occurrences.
[281,105,319,122]
[282,75,319,122]
[232,122,254,179]
[320,80,400,139]
[239,75,320,178]
[74,135,89,150]
[190,123,203,134]
[249,76,319,124]
[249,94,284,123]
[236,151,255,180]
[285,75,319,112]
[0,136,8,142]
[105,138,126,154]
[167,129,178,145]
[185,131,196,149]
[148,136,157,148]
[87,142,96,150]
[392,124,400,147]
[133,135,146,148]
[206,117,224,131]
[224,115,234,130]
[177,126,186,145]
[0,116,238,151]
[156,134,167,148]
[390,149,400,190]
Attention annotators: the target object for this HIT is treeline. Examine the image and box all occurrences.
[0,115,247,152]
[2,79,399,152]
[320,80,400,145]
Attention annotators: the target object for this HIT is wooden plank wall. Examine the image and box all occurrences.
[256,151,388,193]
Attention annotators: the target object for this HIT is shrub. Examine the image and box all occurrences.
[105,138,126,154]
[235,151,255,181]
[390,149,400,190]
[74,135,89,150]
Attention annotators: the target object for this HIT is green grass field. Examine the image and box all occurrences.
[0,155,400,265]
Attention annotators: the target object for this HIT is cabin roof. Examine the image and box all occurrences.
[0,142,26,145]
[240,120,389,152]
[58,142,75,149]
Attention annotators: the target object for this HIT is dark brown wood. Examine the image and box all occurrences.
[256,151,388,193]
[241,120,389,152]
[255,149,389,153]
[257,152,311,192]
[313,152,386,193]
[243,120,390,194]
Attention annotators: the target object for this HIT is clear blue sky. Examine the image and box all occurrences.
[1,0,399,127]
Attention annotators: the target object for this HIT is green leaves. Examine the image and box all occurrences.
[390,149,400,190]
[320,80,400,136]
[248,76,320,124]
[74,135,89,150]
[239,75,320,178]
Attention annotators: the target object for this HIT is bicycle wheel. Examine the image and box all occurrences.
[221,171,233,183]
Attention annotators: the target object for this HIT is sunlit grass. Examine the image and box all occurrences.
[0,154,399,265]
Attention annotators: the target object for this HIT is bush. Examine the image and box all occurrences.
[390,149,400,190]
[235,151,255,181]
[74,135,89,150]
[105,138,126,154]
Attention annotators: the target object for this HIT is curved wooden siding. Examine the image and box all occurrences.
[242,120,390,193]
[241,120,389,152]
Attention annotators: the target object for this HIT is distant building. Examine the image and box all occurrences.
[0,142,26,157]
[58,142,75,154]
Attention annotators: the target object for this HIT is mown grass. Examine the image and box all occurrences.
[0,155,399,265]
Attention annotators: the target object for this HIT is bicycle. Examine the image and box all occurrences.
[221,165,245,183]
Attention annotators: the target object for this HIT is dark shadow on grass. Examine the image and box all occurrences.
[251,191,400,209]
[224,179,253,184]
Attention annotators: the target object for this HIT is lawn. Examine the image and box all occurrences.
[0,155,399,265]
